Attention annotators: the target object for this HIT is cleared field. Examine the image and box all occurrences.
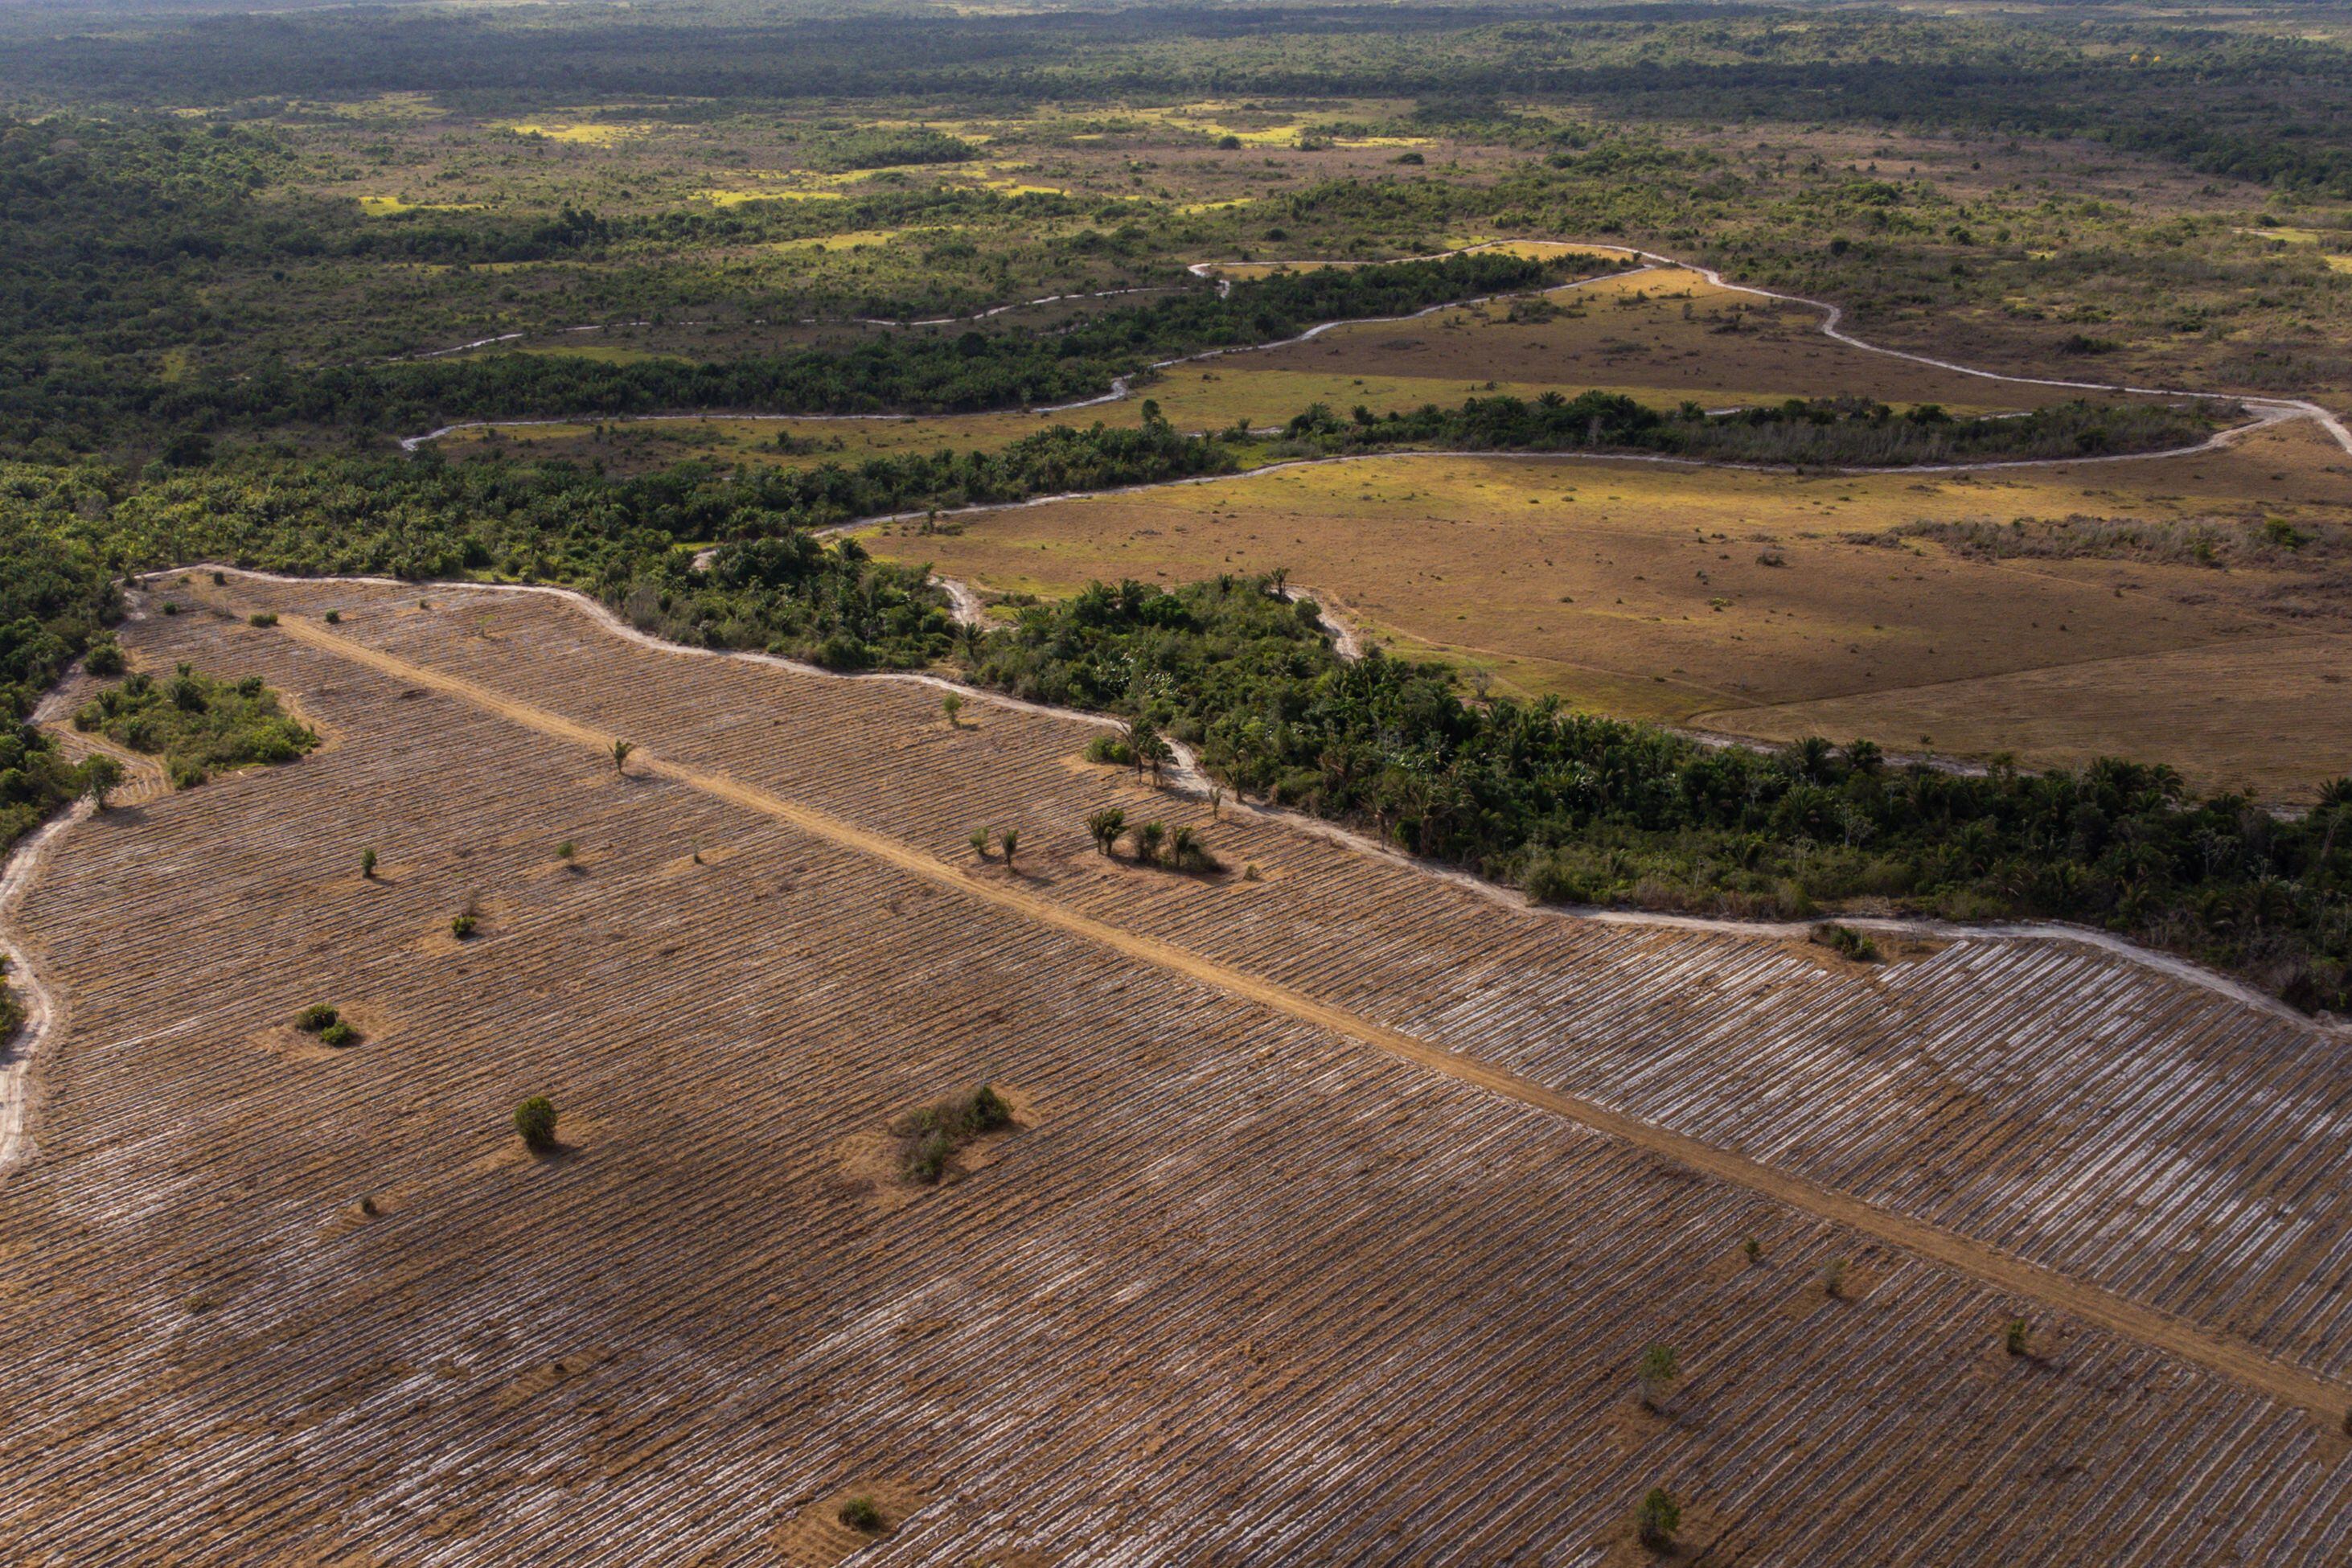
[883,417,2352,796]
[2,580,2349,1562]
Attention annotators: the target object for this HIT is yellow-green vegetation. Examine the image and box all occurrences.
[883,418,2351,798]
[72,663,319,790]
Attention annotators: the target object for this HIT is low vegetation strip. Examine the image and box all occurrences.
[264,607,2352,1420]
[72,663,316,790]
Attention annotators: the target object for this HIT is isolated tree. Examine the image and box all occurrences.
[999,827,1019,870]
[968,827,990,860]
[1209,785,1225,820]
[514,1096,558,1151]
[1742,1236,1762,1266]
[2005,1319,2030,1357]
[1634,1488,1681,1552]
[1636,1344,1681,1411]
[610,738,636,774]
[942,692,964,728]
[1086,807,1126,855]
[360,847,379,879]
[838,1497,882,1533]
[78,753,125,812]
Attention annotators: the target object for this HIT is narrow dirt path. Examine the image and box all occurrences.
[268,610,2352,1423]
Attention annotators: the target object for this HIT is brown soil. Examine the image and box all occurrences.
[4,580,2348,1562]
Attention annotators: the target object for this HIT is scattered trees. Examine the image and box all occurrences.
[895,1083,1015,1184]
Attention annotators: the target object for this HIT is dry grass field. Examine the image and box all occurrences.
[1143,260,2111,432]
[2,578,2350,1562]
[884,417,2352,798]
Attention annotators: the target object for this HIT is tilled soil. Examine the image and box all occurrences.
[2,578,2348,1565]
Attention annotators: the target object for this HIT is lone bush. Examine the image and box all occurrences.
[1635,1487,1681,1550]
[838,1496,882,1533]
[895,1083,1015,1184]
[1812,922,1881,963]
[294,1004,339,1032]
[2005,1319,2030,1357]
[319,1020,358,1049]
[514,1095,559,1150]
[248,612,279,628]
[451,913,478,939]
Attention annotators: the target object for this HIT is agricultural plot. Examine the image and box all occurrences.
[885,417,2352,798]
[2,578,2348,1563]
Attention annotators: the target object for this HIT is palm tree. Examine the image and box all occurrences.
[2317,776,2351,865]
[968,827,990,860]
[1133,821,1166,864]
[942,692,963,729]
[999,827,1019,871]
[611,739,636,774]
[1086,808,1126,855]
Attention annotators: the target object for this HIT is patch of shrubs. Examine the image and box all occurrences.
[895,1082,1014,1184]
[73,663,316,787]
[1812,922,1882,963]
[294,1003,359,1047]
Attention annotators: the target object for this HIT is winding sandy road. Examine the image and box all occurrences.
[395,237,2350,466]
[256,605,2351,1423]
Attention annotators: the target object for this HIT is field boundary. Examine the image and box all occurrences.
[247,605,2352,1421]
[142,566,2347,1041]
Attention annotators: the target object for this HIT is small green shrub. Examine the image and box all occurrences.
[360,848,378,878]
[1812,922,1882,963]
[2005,1319,2030,1357]
[84,639,125,677]
[1085,733,1135,766]
[323,610,341,625]
[1635,1488,1681,1550]
[514,1096,558,1149]
[248,612,278,628]
[838,1496,882,1532]
[450,913,478,939]
[294,1004,339,1032]
[556,839,576,860]
[895,1083,1016,1184]
[318,1020,358,1049]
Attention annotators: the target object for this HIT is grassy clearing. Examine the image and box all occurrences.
[883,419,2351,794]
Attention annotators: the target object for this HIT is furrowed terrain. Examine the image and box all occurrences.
[3,577,2348,1564]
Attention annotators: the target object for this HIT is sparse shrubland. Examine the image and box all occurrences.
[72,663,316,787]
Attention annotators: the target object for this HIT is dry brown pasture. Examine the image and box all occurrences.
[1142,261,2116,433]
[885,417,2352,799]
[3,578,2351,1562]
